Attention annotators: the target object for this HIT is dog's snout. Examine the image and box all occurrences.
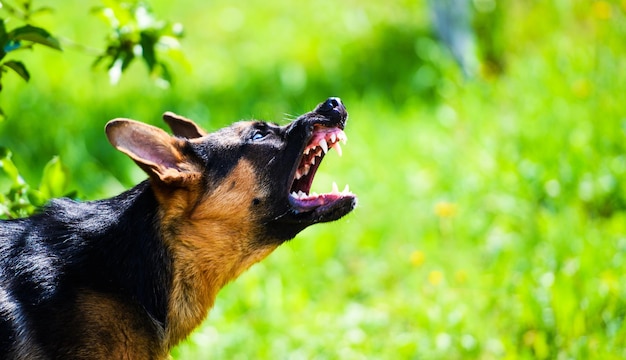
[321,97,341,112]
[315,97,347,126]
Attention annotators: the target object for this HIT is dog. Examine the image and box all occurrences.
[0,98,356,359]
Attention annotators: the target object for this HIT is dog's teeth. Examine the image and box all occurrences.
[303,164,310,176]
[332,181,339,193]
[295,169,302,179]
[310,156,316,165]
[333,142,343,157]
[339,131,348,144]
[330,133,337,143]
[304,148,311,155]
[311,192,318,197]
[298,191,306,198]
[319,139,329,154]
[343,184,350,193]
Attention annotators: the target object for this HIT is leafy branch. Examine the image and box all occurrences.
[0,0,188,117]
[0,1,62,116]
[0,148,71,219]
[0,0,189,217]
[91,0,186,86]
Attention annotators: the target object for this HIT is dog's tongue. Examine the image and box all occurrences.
[289,182,352,211]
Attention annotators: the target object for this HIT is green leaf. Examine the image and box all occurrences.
[31,6,55,16]
[140,32,157,71]
[0,150,23,185]
[154,62,172,86]
[26,189,47,207]
[0,19,7,45]
[163,46,192,73]
[7,25,62,51]
[0,19,7,61]
[39,156,68,199]
[3,60,30,82]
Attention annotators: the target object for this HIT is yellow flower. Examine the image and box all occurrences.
[428,270,444,286]
[410,250,425,267]
[454,270,468,284]
[434,201,457,218]
[592,1,612,20]
[571,79,591,99]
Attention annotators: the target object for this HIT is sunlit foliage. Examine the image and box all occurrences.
[1,0,625,358]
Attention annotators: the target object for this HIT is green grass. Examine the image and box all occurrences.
[2,0,626,358]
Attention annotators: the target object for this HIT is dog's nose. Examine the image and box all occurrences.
[315,97,347,127]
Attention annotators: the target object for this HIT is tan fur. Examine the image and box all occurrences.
[70,291,166,359]
[1,101,352,358]
[154,160,278,347]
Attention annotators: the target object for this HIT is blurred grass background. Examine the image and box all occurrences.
[1,0,626,358]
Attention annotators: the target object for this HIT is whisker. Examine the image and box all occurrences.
[282,113,298,123]
[264,208,291,224]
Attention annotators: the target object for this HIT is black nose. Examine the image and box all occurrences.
[314,97,347,127]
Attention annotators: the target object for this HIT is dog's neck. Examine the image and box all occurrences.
[149,163,279,348]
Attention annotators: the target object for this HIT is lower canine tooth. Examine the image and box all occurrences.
[343,184,350,193]
[332,181,339,193]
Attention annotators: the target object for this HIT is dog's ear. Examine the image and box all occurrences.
[162,111,207,139]
[105,119,201,185]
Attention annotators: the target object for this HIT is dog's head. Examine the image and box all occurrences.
[106,97,356,245]
[106,98,356,347]
[106,98,356,344]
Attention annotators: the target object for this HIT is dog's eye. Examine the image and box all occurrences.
[250,130,268,141]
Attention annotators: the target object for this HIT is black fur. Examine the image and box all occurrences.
[0,97,356,358]
[0,182,171,356]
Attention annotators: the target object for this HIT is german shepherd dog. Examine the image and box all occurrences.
[0,98,356,359]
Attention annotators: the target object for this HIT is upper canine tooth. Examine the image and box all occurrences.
[333,142,343,157]
[319,139,329,154]
[339,131,348,144]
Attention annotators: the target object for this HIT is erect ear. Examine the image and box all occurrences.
[162,111,207,139]
[105,119,201,185]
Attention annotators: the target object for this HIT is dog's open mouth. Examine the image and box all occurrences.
[288,124,354,213]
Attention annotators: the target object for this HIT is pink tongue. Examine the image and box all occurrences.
[290,193,345,210]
